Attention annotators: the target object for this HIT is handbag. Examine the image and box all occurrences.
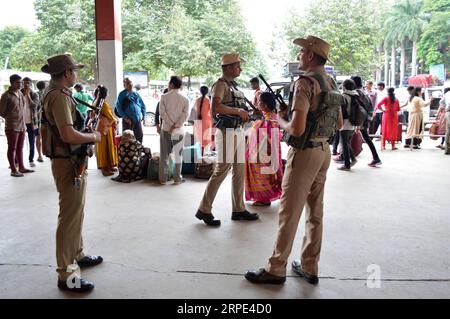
[194,155,217,179]
[429,123,439,140]
[351,131,363,157]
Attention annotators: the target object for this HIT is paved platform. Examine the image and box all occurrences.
[0,130,449,299]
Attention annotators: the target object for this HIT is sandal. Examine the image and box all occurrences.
[11,171,24,177]
[19,169,35,174]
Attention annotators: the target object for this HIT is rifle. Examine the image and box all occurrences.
[72,86,107,188]
[258,74,290,113]
[241,95,264,121]
[228,82,264,121]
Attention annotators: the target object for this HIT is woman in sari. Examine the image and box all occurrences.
[405,87,432,149]
[245,92,283,206]
[112,130,151,183]
[193,86,213,154]
[377,87,400,150]
[94,86,119,176]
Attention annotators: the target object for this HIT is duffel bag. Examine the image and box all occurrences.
[194,156,216,179]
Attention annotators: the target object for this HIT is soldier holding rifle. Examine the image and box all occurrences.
[245,36,343,285]
[41,54,103,293]
[195,53,259,227]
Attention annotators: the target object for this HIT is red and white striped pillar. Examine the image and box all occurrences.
[95,0,123,105]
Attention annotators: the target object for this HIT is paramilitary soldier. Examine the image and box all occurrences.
[195,53,259,227]
[41,54,103,293]
[245,36,344,285]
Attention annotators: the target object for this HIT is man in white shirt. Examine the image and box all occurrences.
[371,82,387,137]
[159,76,189,184]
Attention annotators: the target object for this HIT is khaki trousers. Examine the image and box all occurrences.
[267,144,331,277]
[199,128,246,214]
[445,113,450,155]
[52,159,86,280]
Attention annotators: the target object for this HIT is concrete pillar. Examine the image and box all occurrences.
[95,0,123,106]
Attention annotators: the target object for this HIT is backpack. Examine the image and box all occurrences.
[345,93,367,127]
[283,72,342,149]
[356,89,373,121]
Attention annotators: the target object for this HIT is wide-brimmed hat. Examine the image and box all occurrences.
[41,54,84,75]
[293,35,332,62]
[221,53,244,66]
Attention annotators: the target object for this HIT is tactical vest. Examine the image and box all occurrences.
[41,88,88,159]
[213,78,248,130]
[283,72,342,149]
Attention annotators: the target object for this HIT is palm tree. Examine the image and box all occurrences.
[384,0,427,82]
[383,25,399,87]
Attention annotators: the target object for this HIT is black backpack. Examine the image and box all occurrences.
[345,93,367,127]
[356,89,374,121]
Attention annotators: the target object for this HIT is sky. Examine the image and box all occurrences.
[0,0,38,31]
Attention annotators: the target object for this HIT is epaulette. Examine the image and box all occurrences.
[60,88,73,98]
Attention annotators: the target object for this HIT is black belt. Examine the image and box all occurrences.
[303,141,325,149]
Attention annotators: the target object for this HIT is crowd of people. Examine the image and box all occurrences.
[1,36,449,293]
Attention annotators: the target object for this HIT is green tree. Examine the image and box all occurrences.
[418,0,450,70]
[0,26,29,69]
[10,0,96,80]
[10,0,266,86]
[159,5,212,86]
[277,0,381,80]
[383,0,427,79]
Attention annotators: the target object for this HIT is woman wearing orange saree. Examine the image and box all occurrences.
[193,86,213,154]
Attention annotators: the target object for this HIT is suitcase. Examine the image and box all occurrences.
[147,155,174,180]
[351,131,363,157]
[182,143,201,174]
[397,124,403,142]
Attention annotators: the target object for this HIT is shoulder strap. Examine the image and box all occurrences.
[218,77,237,107]
[298,73,335,121]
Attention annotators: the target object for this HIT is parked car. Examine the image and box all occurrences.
[424,87,445,118]
[143,96,159,127]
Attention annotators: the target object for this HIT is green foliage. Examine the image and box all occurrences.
[7,0,265,86]
[10,0,96,80]
[418,1,450,70]
[384,0,427,47]
[0,26,29,68]
[277,0,381,79]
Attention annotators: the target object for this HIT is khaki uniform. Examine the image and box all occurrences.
[43,80,86,280]
[266,71,335,277]
[198,75,246,214]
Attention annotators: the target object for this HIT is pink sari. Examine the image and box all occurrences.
[245,112,283,203]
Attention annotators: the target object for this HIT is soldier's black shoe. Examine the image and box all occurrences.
[245,268,286,285]
[232,210,259,221]
[77,255,103,269]
[57,278,95,293]
[291,260,319,285]
[196,210,221,227]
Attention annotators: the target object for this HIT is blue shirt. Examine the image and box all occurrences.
[116,90,146,123]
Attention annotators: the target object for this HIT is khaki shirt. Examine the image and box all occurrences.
[0,89,26,132]
[211,75,236,107]
[43,80,77,157]
[291,70,338,142]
